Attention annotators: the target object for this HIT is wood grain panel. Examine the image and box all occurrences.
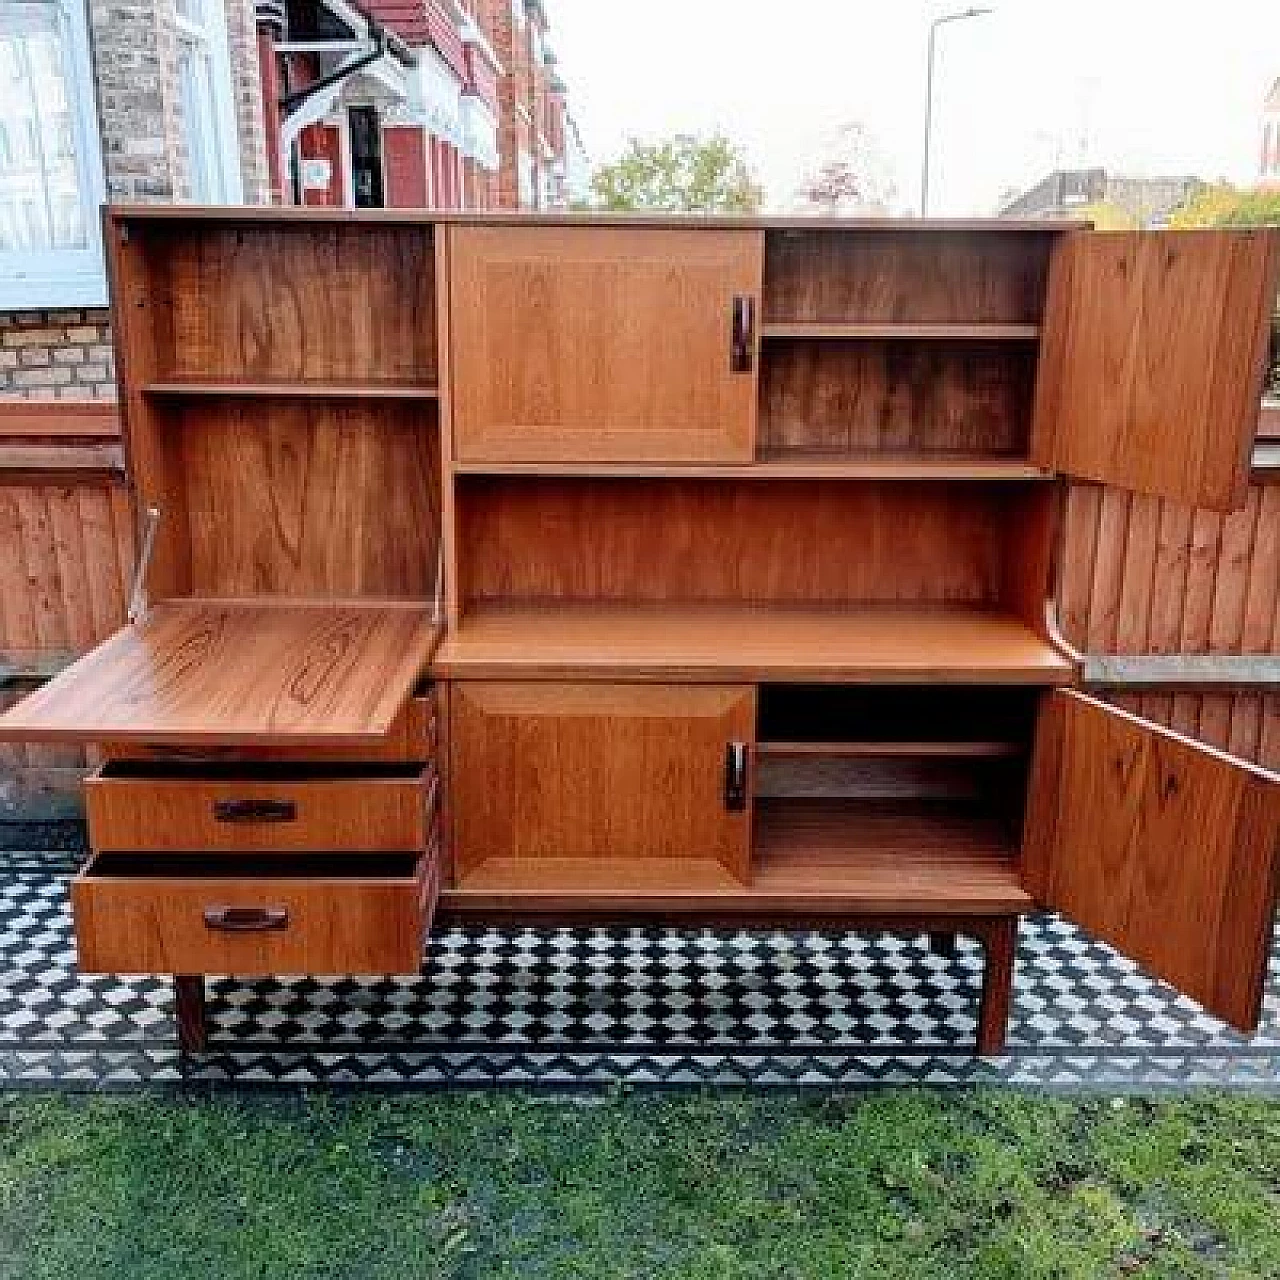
[458,477,1037,609]
[72,850,432,975]
[1032,230,1280,508]
[1023,690,1280,1032]
[449,226,762,462]
[762,229,1055,324]
[0,600,439,746]
[85,765,433,851]
[174,399,439,599]
[434,604,1074,684]
[759,339,1035,456]
[154,223,437,384]
[450,682,755,879]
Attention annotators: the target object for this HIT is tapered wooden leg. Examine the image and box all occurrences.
[174,975,207,1053]
[927,931,956,958]
[975,917,1017,1056]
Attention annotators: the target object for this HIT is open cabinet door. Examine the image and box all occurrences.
[1023,690,1280,1032]
[1031,230,1280,510]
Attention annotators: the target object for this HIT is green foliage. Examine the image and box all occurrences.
[1170,183,1280,228]
[1,1090,1279,1277]
[1077,201,1139,231]
[589,133,763,213]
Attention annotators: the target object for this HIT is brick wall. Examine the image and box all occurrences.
[0,312,116,401]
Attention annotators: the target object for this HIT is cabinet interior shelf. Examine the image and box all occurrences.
[759,322,1041,341]
[144,380,440,400]
[443,799,1029,914]
[432,603,1074,684]
[756,740,1025,759]
[453,457,1052,482]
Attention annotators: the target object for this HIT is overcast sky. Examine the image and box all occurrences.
[547,0,1279,214]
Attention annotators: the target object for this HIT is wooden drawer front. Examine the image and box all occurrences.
[72,850,436,975]
[97,694,438,765]
[86,766,434,853]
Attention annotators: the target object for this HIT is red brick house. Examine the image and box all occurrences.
[257,0,579,210]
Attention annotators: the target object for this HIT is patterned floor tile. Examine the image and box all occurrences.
[0,823,1276,1089]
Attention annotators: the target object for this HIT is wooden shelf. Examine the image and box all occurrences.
[144,380,439,400]
[432,604,1075,684]
[756,740,1025,759]
[443,799,1029,915]
[759,322,1041,341]
[453,456,1052,481]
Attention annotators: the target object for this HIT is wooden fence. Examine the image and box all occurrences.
[0,402,131,811]
[1059,402,1280,771]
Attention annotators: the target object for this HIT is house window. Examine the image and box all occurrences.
[0,0,105,306]
[517,147,535,207]
[174,0,243,202]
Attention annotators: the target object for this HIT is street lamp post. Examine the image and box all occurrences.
[921,6,992,217]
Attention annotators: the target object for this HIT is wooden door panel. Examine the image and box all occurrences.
[450,682,755,880]
[1031,230,1280,509]
[449,226,762,462]
[1023,690,1280,1032]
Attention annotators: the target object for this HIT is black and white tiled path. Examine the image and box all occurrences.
[1,823,1277,1090]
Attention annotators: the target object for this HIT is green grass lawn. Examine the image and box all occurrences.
[0,1089,1277,1279]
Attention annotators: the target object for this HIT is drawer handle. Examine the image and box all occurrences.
[203,906,289,932]
[724,740,748,811]
[212,798,297,824]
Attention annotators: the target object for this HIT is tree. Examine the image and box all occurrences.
[795,123,897,215]
[588,134,763,213]
[1169,183,1280,228]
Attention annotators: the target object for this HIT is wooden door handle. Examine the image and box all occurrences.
[212,798,297,823]
[724,741,748,811]
[731,296,755,372]
[202,906,289,932]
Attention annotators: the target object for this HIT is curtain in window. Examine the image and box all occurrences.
[0,1,86,251]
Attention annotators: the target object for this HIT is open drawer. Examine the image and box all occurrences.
[72,847,439,975]
[86,762,438,852]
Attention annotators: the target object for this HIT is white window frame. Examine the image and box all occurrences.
[173,0,244,204]
[0,0,107,308]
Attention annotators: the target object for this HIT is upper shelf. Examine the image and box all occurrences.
[0,600,441,747]
[759,322,1041,341]
[452,457,1053,482]
[144,380,439,401]
[432,604,1075,685]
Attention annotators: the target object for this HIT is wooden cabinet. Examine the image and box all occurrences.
[1,210,1277,1055]
[449,226,762,462]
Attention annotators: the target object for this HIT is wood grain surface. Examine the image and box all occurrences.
[762,229,1055,324]
[1032,230,1280,509]
[0,600,439,745]
[760,338,1037,456]
[1022,689,1280,1032]
[449,682,755,879]
[434,604,1074,684]
[449,225,762,462]
[86,765,434,852]
[73,851,432,975]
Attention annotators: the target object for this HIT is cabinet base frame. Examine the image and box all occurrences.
[164,914,1018,1058]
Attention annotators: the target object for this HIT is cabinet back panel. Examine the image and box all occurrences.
[763,229,1054,324]
[166,400,439,598]
[760,339,1036,456]
[459,478,1035,607]
[141,225,436,383]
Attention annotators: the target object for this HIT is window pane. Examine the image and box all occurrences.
[178,41,223,201]
[0,2,87,251]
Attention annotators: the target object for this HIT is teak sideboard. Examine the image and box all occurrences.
[3,208,1279,1056]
